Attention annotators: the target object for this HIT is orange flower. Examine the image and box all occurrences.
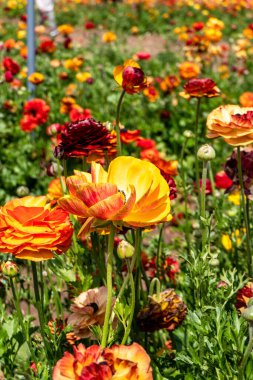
[207,105,253,146]
[28,72,44,85]
[102,31,117,43]
[0,196,73,261]
[52,343,153,380]
[58,24,74,35]
[159,75,180,93]
[240,92,253,107]
[179,61,200,80]
[114,59,148,94]
[143,85,159,102]
[58,156,172,237]
[47,178,64,201]
[120,129,141,144]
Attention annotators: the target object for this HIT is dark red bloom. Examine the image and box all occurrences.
[122,66,145,91]
[215,171,233,189]
[4,71,13,82]
[120,129,141,144]
[192,22,205,31]
[165,257,180,280]
[160,170,177,200]
[180,78,220,99]
[3,57,20,75]
[54,118,116,160]
[64,37,72,49]
[39,39,56,53]
[85,21,95,29]
[236,282,253,312]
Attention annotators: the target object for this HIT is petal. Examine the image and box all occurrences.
[90,162,108,183]
[77,217,95,238]
[58,196,89,217]
[88,193,125,220]
[113,65,124,86]
[76,183,118,207]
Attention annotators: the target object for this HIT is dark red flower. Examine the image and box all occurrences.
[165,257,180,280]
[85,21,95,29]
[54,118,116,160]
[160,170,177,200]
[39,39,56,53]
[192,22,205,31]
[236,282,253,312]
[4,71,13,82]
[64,37,72,49]
[215,171,233,189]
[180,78,220,99]
[3,57,20,75]
[120,129,141,144]
[197,179,212,195]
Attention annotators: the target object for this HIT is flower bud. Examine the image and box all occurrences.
[16,185,29,197]
[117,240,135,259]
[46,162,60,177]
[183,130,194,139]
[1,261,19,277]
[242,305,253,322]
[197,144,216,161]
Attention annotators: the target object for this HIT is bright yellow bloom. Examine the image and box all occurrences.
[102,31,117,43]
[58,24,74,35]
[76,72,92,82]
[58,156,172,237]
[64,57,84,71]
[228,190,241,206]
[28,72,44,85]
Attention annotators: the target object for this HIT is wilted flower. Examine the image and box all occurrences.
[0,196,73,261]
[28,72,44,85]
[53,118,116,161]
[180,78,220,99]
[53,342,153,380]
[59,156,172,236]
[68,286,113,339]
[236,282,253,312]
[114,59,148,94]
[137,289,187,332]
[225,148,253,198]
[207,105,253,146]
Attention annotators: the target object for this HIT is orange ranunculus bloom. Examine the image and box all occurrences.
[58,24,74,35]
[47,178,64,202]
[0,196,73,261]
[240,92,253,107]
[207,105,253,146]
[178,61,200,80]
[58,156,172,237]
[28,72,44,85]
[102,31,117,43]
[159,75,180,93]
[120,129,141,144]
[143,85,159,102]
[113,59,148,94]
[179,78,220,99]
[52,342,153,380]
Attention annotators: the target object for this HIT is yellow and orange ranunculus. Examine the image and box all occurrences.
[53,342,153,380]
[113,59,148,94]
[0,196,73,261]
[28,72,45,85]
[206,105,253,146]
[58,156,172,237]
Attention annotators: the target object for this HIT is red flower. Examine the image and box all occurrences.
[192,22,205,31]
[236,282,253,312]
[54,118,116,160]
[136,51,151,60]
[215,171,233,189]
[136,137,156,149]
[160,171,177,200]
[3,57,20,75]
[39,39,56,53]
[69,107,92,122]
[4,71,13,82]
[197,179,212,194]
[20,99,50,132]
[180,78,220,99]
[85,21,95,29]
[120,129,141,144]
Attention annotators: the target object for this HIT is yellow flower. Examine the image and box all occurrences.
[58,156,172,236]
[102,31,117,43]
[131,26,139,34]
[228,190,241,206]
[222,229,246,251]
[221,234,232,251]
[76,72,92,82]
[28,72,44,85]
[64,57,84,71]
[17,30,26,39]
[204,28,222,43]
[58,24,74,35]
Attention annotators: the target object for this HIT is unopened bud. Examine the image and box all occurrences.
[16,185,29,197]
[1,261,19,277]
[197,144,216,161]
[117,240,135,259]
[183,130,194,139]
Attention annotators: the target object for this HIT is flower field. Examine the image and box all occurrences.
[1,0,253,378]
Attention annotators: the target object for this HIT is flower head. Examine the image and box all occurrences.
[0,196,73,261]
[114,59,148,94]
[180,78,220,99]
[179,61,200,79]
[68,286,114,339]
[236,282,253,313]
[20,98,50,132]
[102,31,117,43]
[54,118,116,161]
[240,92,253,107]
[137,289,187,332]
[53,342,152,380]
[207,105,253,146]
[28,72,44,85]
[3,57,20,75]
[58,156,172,236]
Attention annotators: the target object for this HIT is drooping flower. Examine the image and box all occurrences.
[58,156,172,237]
[114,59,148,94]
[52,342,153,380]
[137,289,187,332]
[207,105,253,146]
[0,196,73,261]
[180,78,220,99]
[53,118,116,161]
[68,286,114,339]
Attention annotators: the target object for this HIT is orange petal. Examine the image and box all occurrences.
[76,183,118,207]
[77,217,95,238]
[58,196,89,217]
[88,193,125,220]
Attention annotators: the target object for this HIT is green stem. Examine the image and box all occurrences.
[149,277,161,300]
[238,324,253,380]
[10,278,36,362]
[121,260,135,345]
[180,138,191,253]
[237,147,252,276]
[201,160,209,251]
[194,98,201,207]
[156,224,164,279]
[101,224,116,348]
[31,262,51,357]
[115,90,126,156]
